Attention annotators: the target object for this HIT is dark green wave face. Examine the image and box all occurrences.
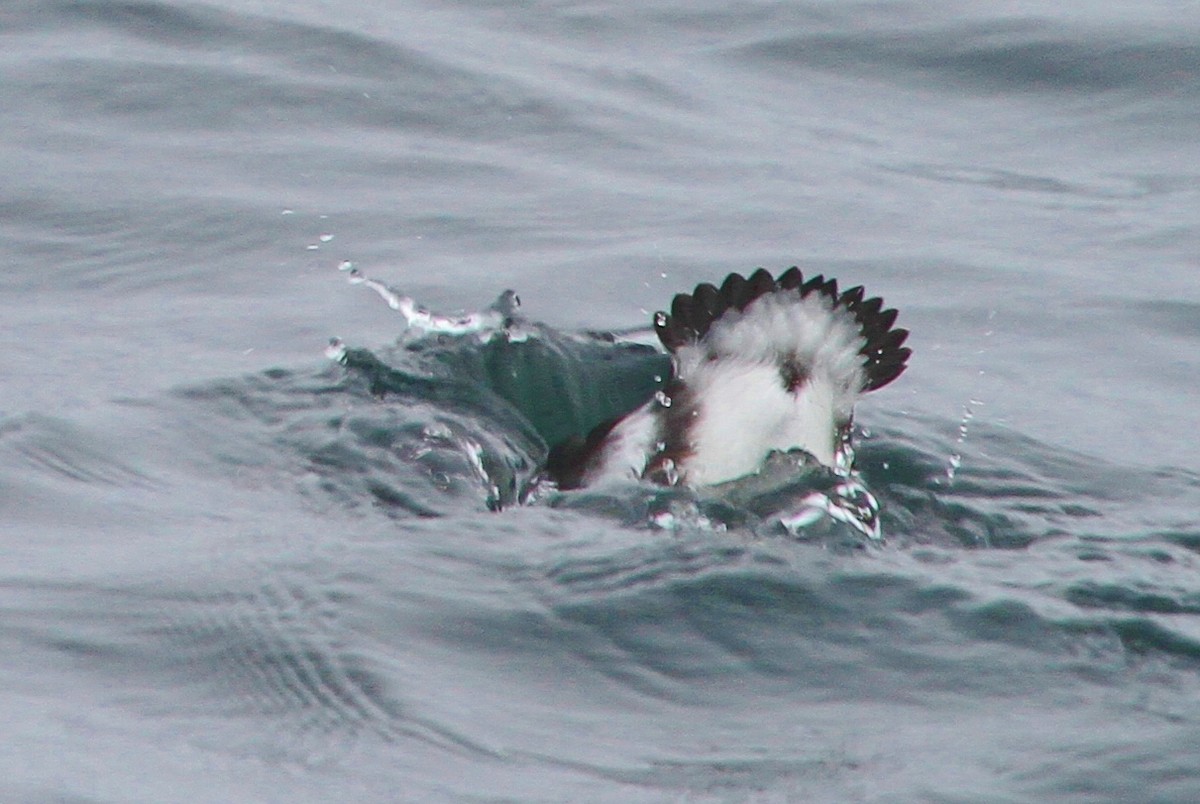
[422,329,671,452]
[325,324,669,513]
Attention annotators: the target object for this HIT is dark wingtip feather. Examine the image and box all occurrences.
[670,293,697,339]
[745,268,777,305]
[653,309,690,351]
[858,296,884,319]
[840,285,865,307]
[779,266,804,290]
[691,283,720,338]
[799,273,825,297]
[854,310,910,391]
[719,272,751,311]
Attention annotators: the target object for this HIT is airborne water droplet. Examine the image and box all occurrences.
[654,312,668,327]
[655,390,672,408]
[324,337,347,362]
[946,453,962,482]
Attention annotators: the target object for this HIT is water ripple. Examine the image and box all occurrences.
[732,21,1200,95]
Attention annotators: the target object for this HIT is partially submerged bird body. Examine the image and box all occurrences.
[545,267,910,489]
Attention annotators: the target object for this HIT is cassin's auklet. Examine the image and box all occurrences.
[545,267,910,489]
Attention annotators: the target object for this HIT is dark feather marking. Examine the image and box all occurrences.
[670,294,697,341]
[692,283,720,338]
[739,273,758,305]
[880,328,910,351]
[863,307,898,340]
[780,359,809,393]
[840,285,865,308]
[653,310,688,351]
[642,378,696,485]
[857,296,884,320]
[720,272,750,311]
[746,268,777,306]
[779,266,804,290]
[544,416,623,490]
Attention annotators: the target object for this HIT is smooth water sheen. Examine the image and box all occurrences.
[3,0,1199,801]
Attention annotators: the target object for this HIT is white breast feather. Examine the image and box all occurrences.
[672,292,866,484]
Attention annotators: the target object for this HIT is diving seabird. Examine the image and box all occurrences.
[545,267,910,488]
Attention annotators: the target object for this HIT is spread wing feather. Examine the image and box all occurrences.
[653,266,910,392]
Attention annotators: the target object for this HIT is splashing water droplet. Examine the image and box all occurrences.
[650,512,677,530]
[338,267,524,338]
[655,390,672,408]
[654,311,668,327]
[946,453,962,481]
[491,289,521,316]
[781,473,881,540]
[779,503,826,535]
[319,234,334,243]
[945,399,980,482]
[324,337,346,362]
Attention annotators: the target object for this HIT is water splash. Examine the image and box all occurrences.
[324,337,347,362]
[458,435,503,511]
[776,430,882,540]
[338,262,522,341]
[941,311,994,484]
[789,475,881,540]
[648,499,721,532]
[946,399,982,483]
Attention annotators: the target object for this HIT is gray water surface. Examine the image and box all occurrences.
[3,1,1199,801]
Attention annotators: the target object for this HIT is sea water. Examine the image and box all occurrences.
[2,0,1199,800]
